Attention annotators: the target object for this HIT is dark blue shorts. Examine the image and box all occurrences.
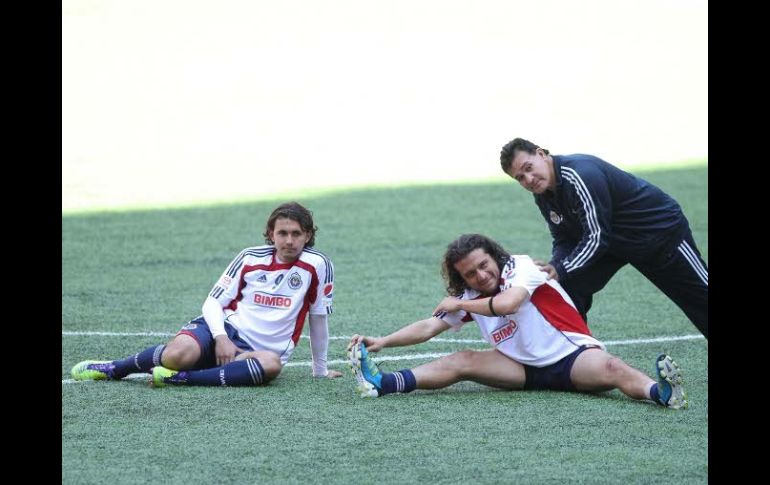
[523,345,599,392]
[177,316,254,370]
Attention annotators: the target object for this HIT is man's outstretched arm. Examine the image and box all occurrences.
[348,317,450,353]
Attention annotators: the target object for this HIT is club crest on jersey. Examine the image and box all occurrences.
[288,272,302,289]
[549,210,562,225]
[491,319,518,344]
[254,292,292,308]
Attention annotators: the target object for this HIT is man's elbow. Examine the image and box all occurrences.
[498,302,521,315]
[496,291,528,315]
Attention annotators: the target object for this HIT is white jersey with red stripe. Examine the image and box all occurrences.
[208,245,334,364]
[440,255,604,367]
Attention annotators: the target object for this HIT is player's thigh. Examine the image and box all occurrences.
[569,348,619,392]
[562,255,626,296]
[463,349,527,390]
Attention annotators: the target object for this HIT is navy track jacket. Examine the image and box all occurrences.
[534,154,688,283]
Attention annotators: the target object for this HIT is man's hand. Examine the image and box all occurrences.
[432,296,463,316]
[348,334,385,352]
[214,335,239,366]
[533,260,558,280]
[322,370,343,378]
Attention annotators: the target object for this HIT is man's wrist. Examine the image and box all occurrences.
[550,261,565,281]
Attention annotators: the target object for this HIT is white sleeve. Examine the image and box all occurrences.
[308,314,330,376]
[436,290,475,332]
[503,255,547,295]
[438,309,470,332]
[203,251,246,339]
[208,249,247,306]
[202,296,227,338]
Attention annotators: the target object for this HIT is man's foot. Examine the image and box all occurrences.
[71,360,116,381]
[151,366,182,388]
[655,354,688,409]
[348,342,383,398]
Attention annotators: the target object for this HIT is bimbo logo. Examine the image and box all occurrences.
[491,320,517,344]
[254,292,292,308]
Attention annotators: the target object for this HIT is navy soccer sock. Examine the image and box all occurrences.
[112,345,166,379]
[169,358,266,387]
[649,382,663,406]
[380,369,417,395]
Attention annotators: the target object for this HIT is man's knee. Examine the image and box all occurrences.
[602,356,630,384]
[237,351,282,382]
[161,335,201,369]
[447,350,478,377]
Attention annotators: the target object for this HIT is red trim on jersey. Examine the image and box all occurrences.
[293,260,319,301]
[530,284,592,336]
[223,256,323,345]
[290,260,320,344]
[226,262,282,311]
[267,252,297,270]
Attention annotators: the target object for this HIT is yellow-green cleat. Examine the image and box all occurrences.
[151,366,180,388]
[71,360,116,381]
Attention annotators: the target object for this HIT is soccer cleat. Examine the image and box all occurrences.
[71,360,116,381]
[348,342,383,398]
[655,354,688,409]
[151,366,182,388]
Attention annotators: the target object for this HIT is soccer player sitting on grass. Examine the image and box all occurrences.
[348,233,687,409]
[72,201,342,387]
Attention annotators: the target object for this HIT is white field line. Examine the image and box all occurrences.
[61,331,704,346]
[62,332,704,384]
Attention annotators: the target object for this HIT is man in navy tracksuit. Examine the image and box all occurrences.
[499,138,708,339]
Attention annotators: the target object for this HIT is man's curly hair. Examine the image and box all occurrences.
[441,234,510,296]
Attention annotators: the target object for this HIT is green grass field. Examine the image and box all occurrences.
[62,164,708,483]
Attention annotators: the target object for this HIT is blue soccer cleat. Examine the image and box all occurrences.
[71,360,116,381]
[348,342,383,398]
[655,354,688,409]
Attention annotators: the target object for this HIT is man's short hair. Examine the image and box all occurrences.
[499,138,550,173]
[263,202,318,247]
